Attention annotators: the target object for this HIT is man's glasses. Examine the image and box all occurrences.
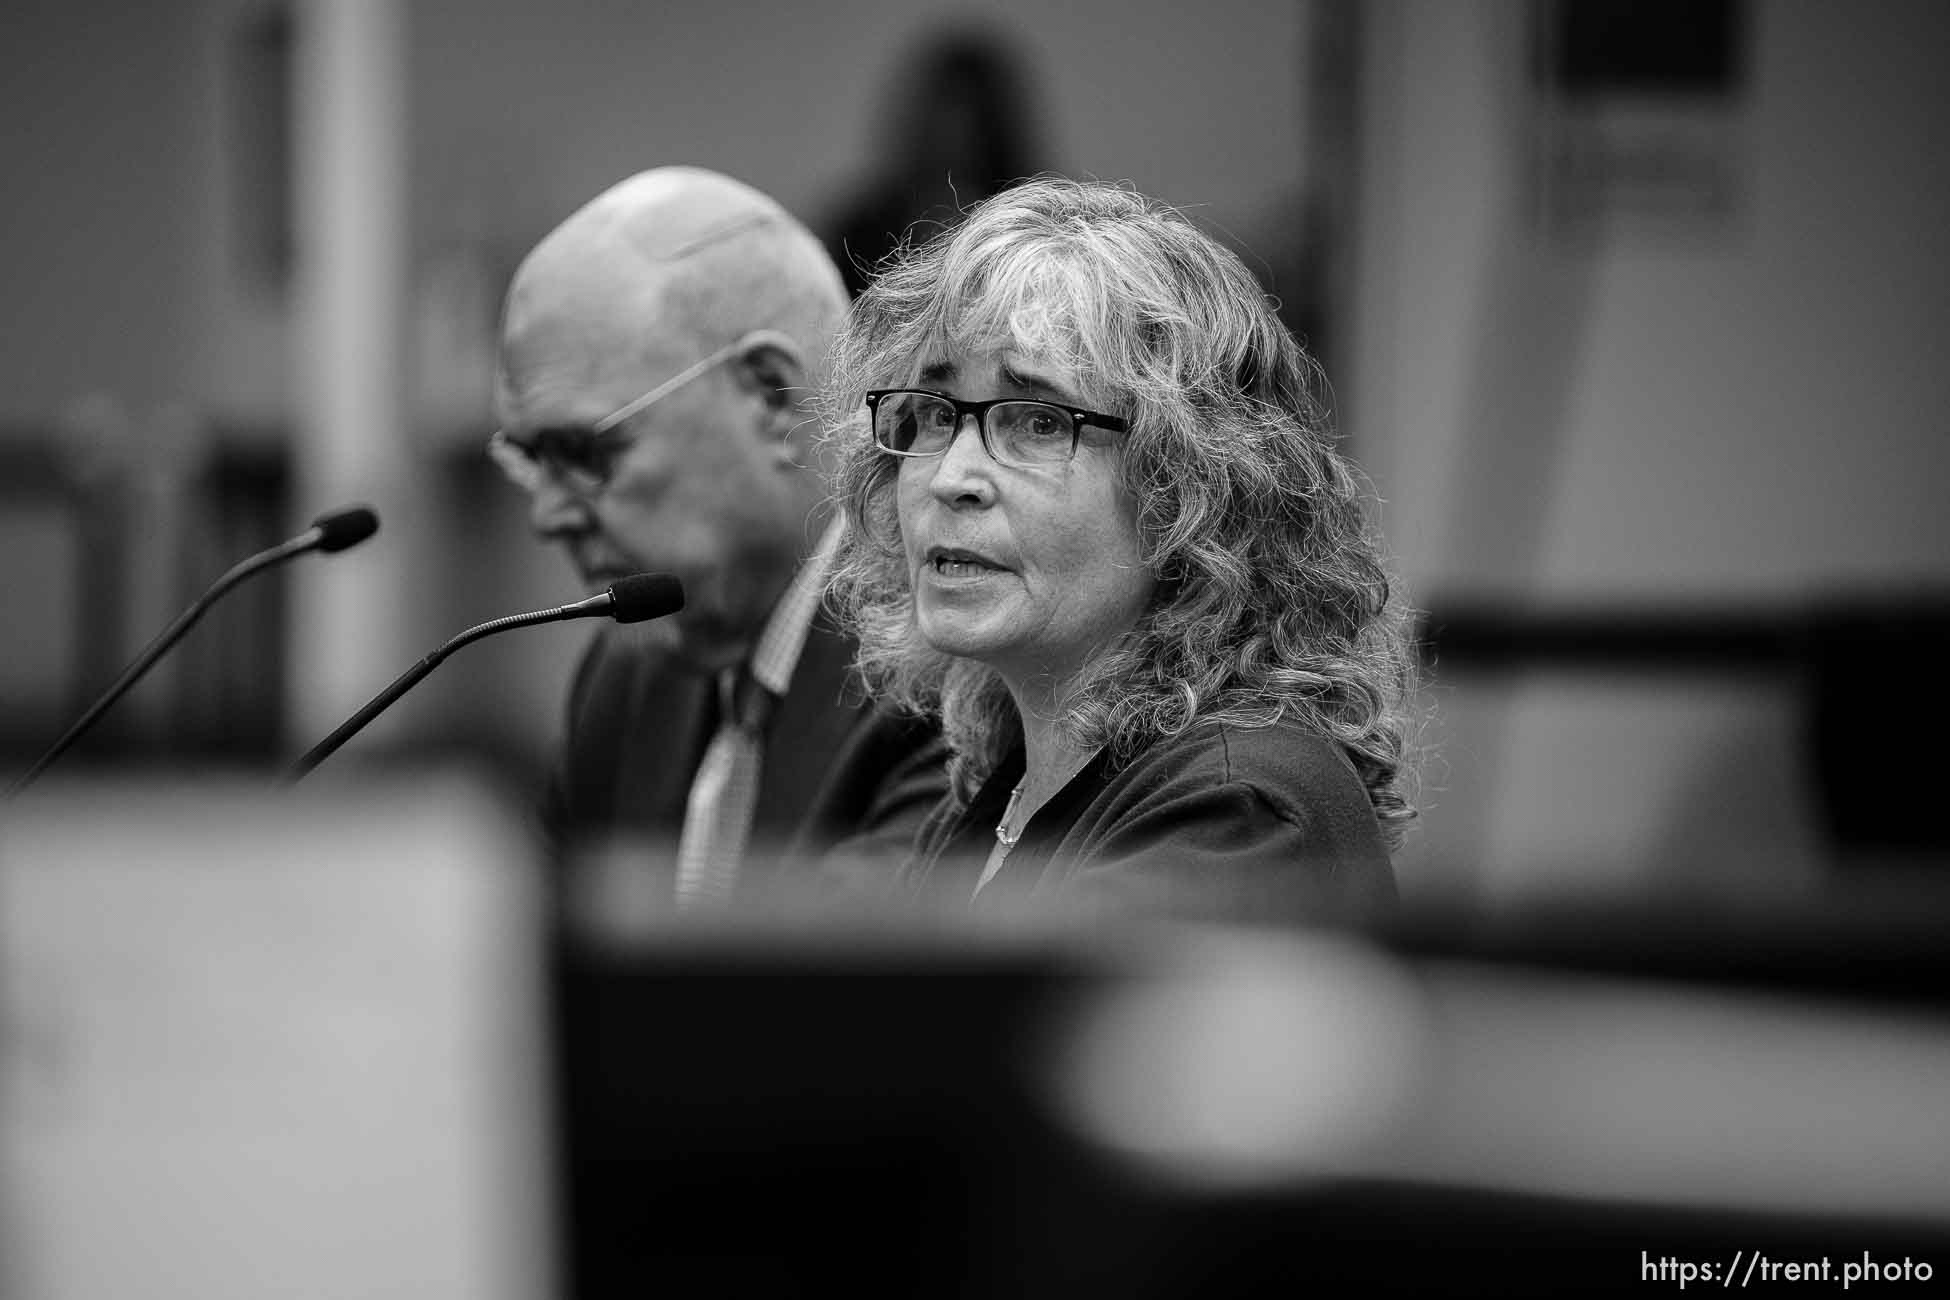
[489,330,796,496]
[865,389,1128,470]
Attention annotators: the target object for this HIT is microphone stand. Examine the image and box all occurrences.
[7,532,321,798]
[287,599,605,782]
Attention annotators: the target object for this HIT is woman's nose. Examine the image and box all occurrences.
[927,412,997,505]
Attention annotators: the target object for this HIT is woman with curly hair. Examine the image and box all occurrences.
[821,176,1418,921]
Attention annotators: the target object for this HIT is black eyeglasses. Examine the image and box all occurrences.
[489,330,797,495]
[865,389,1129,469]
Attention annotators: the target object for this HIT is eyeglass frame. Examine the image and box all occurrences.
[487,328,800,495]
[863,388,1130,470]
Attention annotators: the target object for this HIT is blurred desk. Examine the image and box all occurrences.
[5,773,1949,1298]
[554,905,1950,1298]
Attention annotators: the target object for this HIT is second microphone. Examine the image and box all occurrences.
[289,573,684,780]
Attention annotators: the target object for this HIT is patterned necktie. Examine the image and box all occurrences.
[673,667,777,908]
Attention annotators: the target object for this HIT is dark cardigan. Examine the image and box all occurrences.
[904,716,1396,923]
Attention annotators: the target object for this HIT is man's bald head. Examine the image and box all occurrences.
[498,167,846,403]
[493,169,850,669]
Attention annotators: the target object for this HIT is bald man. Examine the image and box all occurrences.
[492,167,944,914]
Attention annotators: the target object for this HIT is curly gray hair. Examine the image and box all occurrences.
[820,177,1420,848]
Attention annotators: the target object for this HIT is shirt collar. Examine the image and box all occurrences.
[746,515,843,699]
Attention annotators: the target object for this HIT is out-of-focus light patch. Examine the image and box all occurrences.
[1047,932,1950,1223]
[1047,933,1431,1188]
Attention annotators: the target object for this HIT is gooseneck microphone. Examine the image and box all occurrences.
[7,505,381,798]
[288,572,684,781]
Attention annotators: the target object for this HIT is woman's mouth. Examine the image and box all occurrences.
[926,546,1007,578]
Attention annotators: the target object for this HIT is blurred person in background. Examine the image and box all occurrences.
[492,166,945,913]
[823,23,1043,299]
[821,177,1417,922]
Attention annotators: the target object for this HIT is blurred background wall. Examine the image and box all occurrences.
[1,0,1944,906]
[1349,0,1950,903]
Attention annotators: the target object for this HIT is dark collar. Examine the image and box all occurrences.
[937,742,1117,902]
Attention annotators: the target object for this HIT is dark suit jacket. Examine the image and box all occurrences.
[542,614,946,896]
[905,717,1396,924]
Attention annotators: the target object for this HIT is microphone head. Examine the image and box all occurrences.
[607,573,685,624]
[312,506,380,553]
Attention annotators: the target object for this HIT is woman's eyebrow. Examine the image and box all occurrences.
[999,361,1074,403]
[916,359,959,388]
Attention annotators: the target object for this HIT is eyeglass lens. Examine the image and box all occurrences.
[494,429,617,494]
[874,392,1075,466]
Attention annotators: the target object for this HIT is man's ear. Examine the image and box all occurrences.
[732,336,808,440]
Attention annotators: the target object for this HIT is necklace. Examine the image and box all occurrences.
[993,746,1102,851]
[994,780,1028,849]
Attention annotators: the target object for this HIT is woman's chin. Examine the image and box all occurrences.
[915,609,1011,665]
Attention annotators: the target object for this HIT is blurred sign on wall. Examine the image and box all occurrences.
[1529,0,1750,239]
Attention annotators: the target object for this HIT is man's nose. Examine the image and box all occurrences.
[528,477,593,538]
[927,412,996,506]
